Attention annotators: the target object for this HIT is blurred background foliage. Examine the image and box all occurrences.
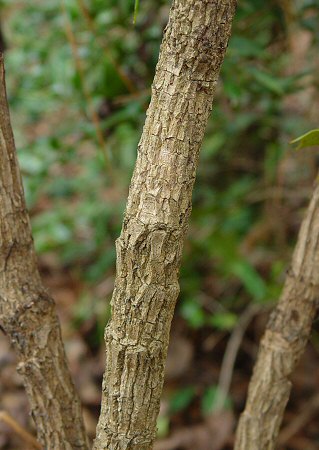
[1,0,319,447]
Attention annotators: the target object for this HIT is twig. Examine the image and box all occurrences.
[61,0,113,175]
[112,88,150,106]
[0,411,42,449]
[76,0,137,94]
[278,393,319,445]
[215,303,262,411]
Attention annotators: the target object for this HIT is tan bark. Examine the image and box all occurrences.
[0,54,89,450]
[93,1,237,449]
[234,183,319,450]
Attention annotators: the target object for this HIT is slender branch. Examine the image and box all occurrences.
[0,411,42,450]
[215,304,261,411]
[0,53,89,450]
[61,0,113,175]
[278,393,319,445]
[234,182,319,450]
[93,1,237,449]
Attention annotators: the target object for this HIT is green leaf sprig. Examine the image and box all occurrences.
[133,0,140,25]
[291,129,319,150]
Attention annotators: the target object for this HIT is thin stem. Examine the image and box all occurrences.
[0,411,42,449]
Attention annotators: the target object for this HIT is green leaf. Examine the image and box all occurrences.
[133,0,140,24]
[231,261,266,301]
[201,385,232,415]
[290,129,319,150]
[208,312,238,330]
[169,386,195,414]
[180,299,206,329]
[157,415,169,438]
[229,36,262,57]
[249,67,284,95]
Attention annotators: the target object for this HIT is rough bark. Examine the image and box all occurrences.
[0,54,89,450]
[234,182,319,450]
[93,1,237,449]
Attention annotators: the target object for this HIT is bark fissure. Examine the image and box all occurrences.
[234,183,319,450]
[93,1,237,449]
[0,53,89,450]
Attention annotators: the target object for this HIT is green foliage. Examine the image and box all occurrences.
[180,299,206,329]
[231,260,266,302]
[133,0,140,24]
[156,415,169,438]
[208,312,238,331]
[291,129,319,150]
[169,386,196,414]
[1,0,309,331]
[201,385,232,415]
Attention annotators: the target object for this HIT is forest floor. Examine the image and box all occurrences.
[1,264,319,450]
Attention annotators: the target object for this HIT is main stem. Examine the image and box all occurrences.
[0,54,89,450]
[234,183,319,449]
[93,1,237,449]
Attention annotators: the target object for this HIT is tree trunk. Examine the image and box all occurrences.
[93,1,237,449]
[0,54,89,450]
[234,183,319,450]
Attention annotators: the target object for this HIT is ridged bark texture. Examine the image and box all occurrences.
[93,1,237,449]
[234,183,319,450]
[0,54,89,450]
